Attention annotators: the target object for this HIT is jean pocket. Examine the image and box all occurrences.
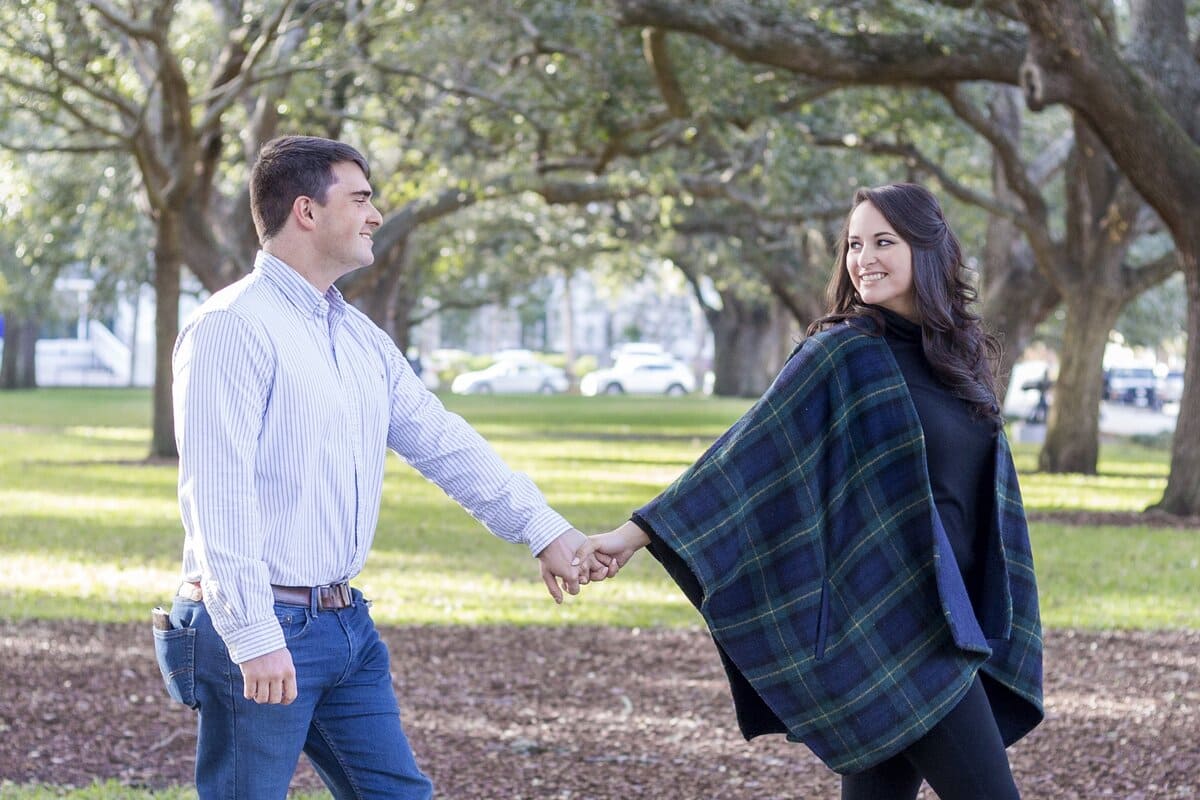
[153,626,199,708]
[273,605,312,642]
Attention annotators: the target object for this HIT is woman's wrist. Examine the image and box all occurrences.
[618,519,651,550]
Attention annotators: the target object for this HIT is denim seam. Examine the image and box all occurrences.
[310,715,365,800]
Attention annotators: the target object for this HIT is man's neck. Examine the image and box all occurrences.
[262,242,335,293]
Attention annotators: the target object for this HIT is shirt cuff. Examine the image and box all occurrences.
[222,616,287,664]
[524,507,574,556]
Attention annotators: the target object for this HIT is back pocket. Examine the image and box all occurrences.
[153,626,199,709]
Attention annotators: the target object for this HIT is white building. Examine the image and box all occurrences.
[20,261,709,387]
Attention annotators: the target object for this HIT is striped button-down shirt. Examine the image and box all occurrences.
[173,251,571,663]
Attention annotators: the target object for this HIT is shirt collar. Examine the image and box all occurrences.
[254,250,348,323]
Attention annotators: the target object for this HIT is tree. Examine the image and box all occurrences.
[1,0,336,455]
[0,147,149,388]
[607,0,1200,511]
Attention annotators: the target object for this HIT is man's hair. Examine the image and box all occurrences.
[250,135,371,241]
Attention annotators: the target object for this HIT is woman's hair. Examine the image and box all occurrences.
[250,135,371,242]
[808,182,1003,427]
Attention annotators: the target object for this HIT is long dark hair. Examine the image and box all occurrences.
[808,183,1003,427]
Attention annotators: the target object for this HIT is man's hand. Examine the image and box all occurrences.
[239,647,297,705]
[571,521,650,580]
[536,528,607,603]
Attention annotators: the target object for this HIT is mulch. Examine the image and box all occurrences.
[0,623,1196,799]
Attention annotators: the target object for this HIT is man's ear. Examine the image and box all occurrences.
[292,196,318,231]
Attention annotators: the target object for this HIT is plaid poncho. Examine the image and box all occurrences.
[638,322,1043,774]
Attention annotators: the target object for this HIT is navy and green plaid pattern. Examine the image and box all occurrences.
[638,323,1043,773]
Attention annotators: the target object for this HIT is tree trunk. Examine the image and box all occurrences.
[980,236,1060,402]
[978,125,1061,401]
[0,313,39,389]
[561,268,577,386]
[1152,258,1200,513]
[347,238,411,346]
[709,291,792,397]
[1038,295,1122,473]
[151,214,183,459]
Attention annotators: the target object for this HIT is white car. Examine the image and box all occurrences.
[450,360,568,395]
[1156,370,1184,406]
[580,358,696,396]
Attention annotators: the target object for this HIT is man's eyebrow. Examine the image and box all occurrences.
[350,189,373,199]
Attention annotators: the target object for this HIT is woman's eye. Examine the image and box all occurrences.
[848,242,861,251]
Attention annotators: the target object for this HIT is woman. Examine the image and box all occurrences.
[576,183,1043,799]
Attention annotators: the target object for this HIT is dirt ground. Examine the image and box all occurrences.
[0,622,1196,799]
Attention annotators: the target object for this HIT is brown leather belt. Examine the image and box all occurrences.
[179,580,354,610]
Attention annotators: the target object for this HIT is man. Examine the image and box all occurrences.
[157,135,595,799]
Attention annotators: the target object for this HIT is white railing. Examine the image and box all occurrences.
[88,319,132,383]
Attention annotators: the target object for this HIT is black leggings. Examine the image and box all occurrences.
[840,676,1020,800]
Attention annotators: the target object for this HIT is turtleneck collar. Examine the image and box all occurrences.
[874,305,922,343]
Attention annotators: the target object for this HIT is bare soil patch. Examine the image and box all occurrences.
[0,623,1195,799]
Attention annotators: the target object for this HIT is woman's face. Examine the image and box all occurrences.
[845,201,917,322]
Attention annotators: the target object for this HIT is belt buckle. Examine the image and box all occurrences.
[318,582,350,610]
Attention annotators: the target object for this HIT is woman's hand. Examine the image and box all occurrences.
[572,520,651,579]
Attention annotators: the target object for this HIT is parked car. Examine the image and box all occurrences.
[1156,370,1184,406]
[580,357,696,396]
[450,360,568,395]
[610,342,667,361]
[1104,366,1158,406]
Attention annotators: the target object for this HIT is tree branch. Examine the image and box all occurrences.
[1123,248,1181,295]
[937,84,1052,229]
[609,0,1027,84]
[642,28,690,117]
[86,0,160,41]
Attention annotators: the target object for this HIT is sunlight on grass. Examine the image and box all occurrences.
[61,426,153,443]
[2,489,177,517]
[1030,524,1200,628]
[0,554,180,621]
[0,388,1196,632]
[1020,473,1169,512]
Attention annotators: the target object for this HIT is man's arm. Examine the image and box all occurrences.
[175,310,288,666]
[382,344,591,600]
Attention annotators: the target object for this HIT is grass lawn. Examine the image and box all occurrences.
[1,388,1195,631]
[0,388,1197,798]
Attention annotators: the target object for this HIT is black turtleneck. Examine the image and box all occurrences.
[874,306,995,601]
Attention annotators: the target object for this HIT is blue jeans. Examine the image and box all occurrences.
[154,589,433,800]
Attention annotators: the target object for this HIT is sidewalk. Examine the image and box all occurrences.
[1012,401,1177,444]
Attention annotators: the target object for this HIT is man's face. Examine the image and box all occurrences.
[310,161,383,273]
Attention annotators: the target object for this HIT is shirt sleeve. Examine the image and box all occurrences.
[174,309,284,663]
[382,342,570,556]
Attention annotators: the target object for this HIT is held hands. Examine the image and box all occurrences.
[571,520,650,581]
[536,522,650,603]
[537,528,607,603]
